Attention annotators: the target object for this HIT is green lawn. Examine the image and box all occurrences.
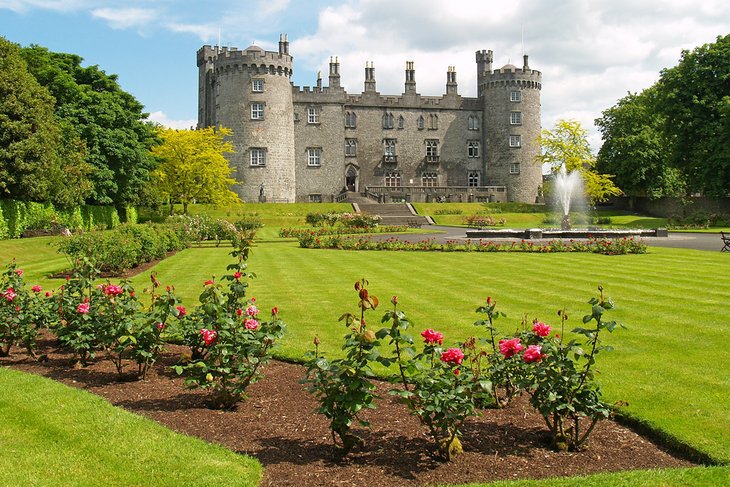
[2,234,730,485]
[0,367,261,486]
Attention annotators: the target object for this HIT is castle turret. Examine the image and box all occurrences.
[197,35,296,202]
[479,52,542,203]
[329,56,341,89]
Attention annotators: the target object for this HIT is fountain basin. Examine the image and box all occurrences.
[465,228,669,239]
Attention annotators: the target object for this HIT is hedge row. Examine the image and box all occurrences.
[0,200,137,239]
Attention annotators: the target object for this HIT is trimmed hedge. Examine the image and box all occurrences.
[0,199,136,239]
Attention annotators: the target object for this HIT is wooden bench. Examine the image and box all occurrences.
[722,231,730,252]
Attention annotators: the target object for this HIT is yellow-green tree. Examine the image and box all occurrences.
[537,119,622,204]
[150,126,239,214]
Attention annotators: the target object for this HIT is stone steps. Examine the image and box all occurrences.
[356,203,430,227]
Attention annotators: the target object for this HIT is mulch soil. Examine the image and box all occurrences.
[2,333,696,487]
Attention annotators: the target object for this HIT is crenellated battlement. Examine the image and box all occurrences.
[197,44,293,77]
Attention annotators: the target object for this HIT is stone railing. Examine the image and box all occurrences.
[364,186,507,203]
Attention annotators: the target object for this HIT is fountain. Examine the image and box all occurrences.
[554,164,583,231]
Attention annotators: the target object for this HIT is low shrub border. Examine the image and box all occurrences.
[297,234,648,255]
[279,225,408,238]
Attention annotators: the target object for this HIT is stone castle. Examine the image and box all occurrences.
[197,34,542,203]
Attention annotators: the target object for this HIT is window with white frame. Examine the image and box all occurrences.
[510,91,522,102]
[425,139,439,161]
[510,163,520,174]
[509,135,522,147]
[468,140,480,158]
[468,115,480,130]
[252,79,264,92]
[249,148,266,166]
[307,147,322,166]
[251,103,264,120]
[307,106,319,124]
[345,111,357,128]
[384,171,401,187]
[510,112,522,125]
[417,115,425,130]
[382,112,394,129]
[383,139,396,162]
[468,171,480,187]
[345,138,357,157]
[422,172,438,187]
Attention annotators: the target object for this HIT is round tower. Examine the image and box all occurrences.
[197,35,296,202]
[478,52,542,203]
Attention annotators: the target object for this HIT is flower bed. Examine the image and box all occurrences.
[279,225,408,238]
[298,235,648,255]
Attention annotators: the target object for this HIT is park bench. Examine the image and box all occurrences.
[722,231,730,252]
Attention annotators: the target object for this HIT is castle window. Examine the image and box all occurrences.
[510,163,520,174]
[398,115,405,129]
[345,111,357,128]
[383,139,397,163]
[252,79,264,92]
[422,172,438,187]
[510,91,522,102]
[382,112,394,129]
[417,115,425,130]
[384,171,401,187]
[468,171,480,187]
[468,115,480,130]
[345,138,357,157]
[425,139,439,162]
[429,113,439,130]
[510,112,522,125]
[509,135,522,148]
[468,141,480,158]
[251,103,264,120]
[307,106,319,124]
[250,148,267,166]
[308,194,323,203]
[307,147,322,167]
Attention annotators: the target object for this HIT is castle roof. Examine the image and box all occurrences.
[501,63,518,71]
[245,44,265,53]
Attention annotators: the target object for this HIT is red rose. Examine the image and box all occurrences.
[271,306,279,316]
[421,328,444,345]
[233,271,242,280]
[176,306,187,317]
[32,285,42,293]
[200,328,217,346]
[498,338,524,358]
[532,321,551,337]
[204,279,214,286]
[440,348,464,365]
[523,345,544,363]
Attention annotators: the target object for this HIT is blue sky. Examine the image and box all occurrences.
[2,0,729,148]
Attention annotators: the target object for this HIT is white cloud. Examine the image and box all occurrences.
[165,21,218,41]
[0,0,89,12]
[91,7,156,29]
[148,111,197,130]
[257,0,289,17]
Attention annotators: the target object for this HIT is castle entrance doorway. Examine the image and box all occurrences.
[345,165,358,192]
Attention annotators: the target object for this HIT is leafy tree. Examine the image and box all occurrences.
[21,45,157,207]
[654,34,730,196]
[538,119,622,204]
[595,87,685,199]
[150,127,239,214]
[0,37,92,206]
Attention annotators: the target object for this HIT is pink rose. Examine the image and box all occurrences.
[233,271,242,280]
[244,318,259,331]
[3,288,16,301]
[104,284,123,296]
[440,348,464,365]
[15,269,23,277]
[77,302,90,314]
[532,321,551,337]
[32,285,42,293]
[271,306,279,316]
[523,345,544,363]
[245,305,259,316]
[200,328,217,346]
[498,338,524,358]
[421,328,444,345]
[176,305,187,317]
[156,322,166,331]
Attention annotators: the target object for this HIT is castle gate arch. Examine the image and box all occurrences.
[345,164,359,192]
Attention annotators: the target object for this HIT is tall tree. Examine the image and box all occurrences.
[21,45,157,206]
[654,34,730,196]
[0,37,92,206]
[538,119,622,204]
[150,127,239,214]
[595,87,685,198]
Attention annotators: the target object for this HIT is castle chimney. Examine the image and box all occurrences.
[281,34,289,55]
[316,70,322,91]
[404,61,416,94]
[329,56,341,89]
[446,65,458,95]
[523,54,530,71]
[364,61,376,92]
[278,34,285,55]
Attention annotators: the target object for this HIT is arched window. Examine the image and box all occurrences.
[382,112,394,129]
[398,115,405,129]
[345,111,357,128]
[417,115,425,130]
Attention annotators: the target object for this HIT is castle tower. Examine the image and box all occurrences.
[196,35,296,202]
[478,52,542,202]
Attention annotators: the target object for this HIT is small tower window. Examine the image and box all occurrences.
[468,171,480,187]
[251,103,264,120]
[307,106,319,124]
[510,163,520,174]
[252,79,264,92]
[345,138,357,157]
[468,115,480,130]
[510,91,522,102]
[468,141,480,158]
[509,135,522,148]
[307,147,322,166]
[345,111,357,128]
[398,115,405,129]
[510,112,522,125]
[382,112,394,129]
[250,148,267,166]
[417,115,425,130]
[429,113,439,130]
